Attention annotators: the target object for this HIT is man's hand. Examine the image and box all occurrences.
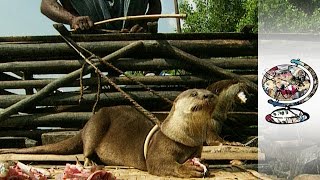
[71,16,94,30]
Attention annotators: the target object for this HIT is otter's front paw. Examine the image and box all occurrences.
[177,158,209,178]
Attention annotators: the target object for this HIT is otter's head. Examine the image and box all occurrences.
[208,80,257,112]
[161,89,216,147]
[173,89,216,115]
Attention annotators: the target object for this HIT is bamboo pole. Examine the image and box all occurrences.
[0,75,257,89]
[0,91,180,108]
[0,58,257,72]
[94,14,187,26]
[0,33,257,43]
[0,40,257,61]
[0,41,144,122]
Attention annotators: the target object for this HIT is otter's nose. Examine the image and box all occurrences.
[203,93,214,99]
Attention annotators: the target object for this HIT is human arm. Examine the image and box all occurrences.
[40,0,93,30]
[127,0,161,33]
[147,0,162,15]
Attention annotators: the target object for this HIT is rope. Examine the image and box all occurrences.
[58,33,165,126]
[79,46,173,105]
[92,73,101,114]
[77,53,162,126]
[98,58,173,105]
[79,63,86,103]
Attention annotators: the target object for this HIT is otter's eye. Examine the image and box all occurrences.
[191,92,198,97]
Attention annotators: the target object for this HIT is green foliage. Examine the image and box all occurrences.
[179,0,320,33]
[237,0,258,32]
[179,0,257,33]
[259,0,320,33]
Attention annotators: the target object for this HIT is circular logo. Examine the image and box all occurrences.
[262,64,310,102]
[262,59,318,124]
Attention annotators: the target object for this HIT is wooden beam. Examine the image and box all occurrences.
[0,40,257,61]
[0,33,257,43]
[0,58,257,73]
[0,146,261,162]
[0,75,257,89]
[0,154,84,162]
[202,152,261,161]
[0,91,180,108]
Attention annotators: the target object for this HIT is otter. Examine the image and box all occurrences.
[206,79,257,145]
[0,89,217,178]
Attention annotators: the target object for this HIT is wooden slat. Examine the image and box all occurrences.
[0,154,84,162]
[202,152,262,161]
[0,146,261,161]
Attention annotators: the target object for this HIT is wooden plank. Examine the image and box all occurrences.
[202,152,261,161]
[0,146,261,161]
[0,153,84,162]
[0,152,261,161]
[202,145,260,153]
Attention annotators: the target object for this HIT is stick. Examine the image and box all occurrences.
[0,41,144,122]
[173,1,182,33]
[94,14,187,26]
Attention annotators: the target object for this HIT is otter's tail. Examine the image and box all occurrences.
[0,132,83,154]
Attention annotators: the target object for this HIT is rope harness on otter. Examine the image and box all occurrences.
[143,125,160,159]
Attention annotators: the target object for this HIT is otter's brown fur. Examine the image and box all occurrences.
[206,79,257,145]
[0,89,216,178]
